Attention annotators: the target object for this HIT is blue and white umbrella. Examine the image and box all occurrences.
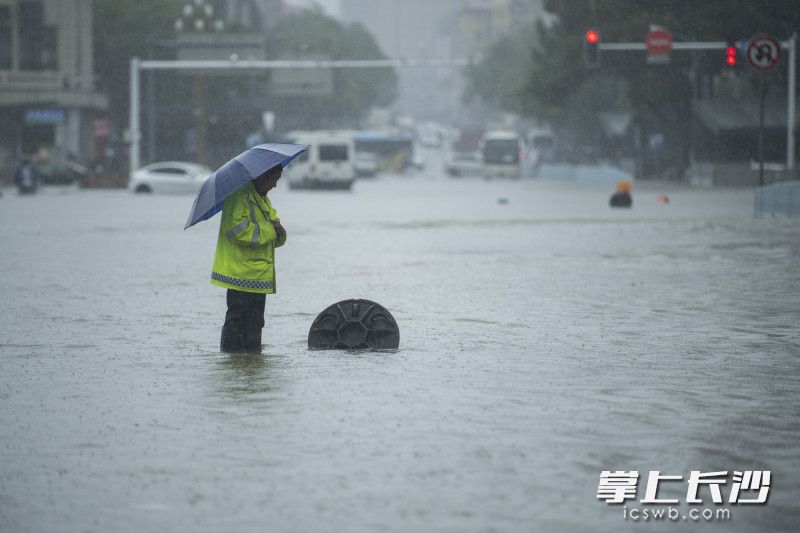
[184,143,308,229]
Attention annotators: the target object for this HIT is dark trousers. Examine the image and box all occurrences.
[221,289,266,353]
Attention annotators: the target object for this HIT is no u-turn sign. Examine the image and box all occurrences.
[747,35,781,71]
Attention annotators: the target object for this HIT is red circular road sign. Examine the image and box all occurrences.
[645,27,673,55]
[747,35,781,71]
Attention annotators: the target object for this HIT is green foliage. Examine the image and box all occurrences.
[463,24,538,114]
[465,0,800,174]
[468,0,800,119]
[267,10,397,128]
[93,2,396,134]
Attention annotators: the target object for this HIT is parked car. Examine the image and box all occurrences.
[444,151,482,177]
[129,161,212,194]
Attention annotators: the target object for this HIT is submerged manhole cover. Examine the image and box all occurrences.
[308,299,399,351]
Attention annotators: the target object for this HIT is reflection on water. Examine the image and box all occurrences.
[214,353,274,399]
[1,177,798,532]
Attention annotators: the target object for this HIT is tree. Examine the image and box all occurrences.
[463,23,538,115]
[465,0,800,178]
[93,2,395,163]
[266,9,397,130]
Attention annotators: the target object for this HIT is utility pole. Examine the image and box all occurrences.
[129,57,140,173]
[194,76,207,167]
[787,33,796,172]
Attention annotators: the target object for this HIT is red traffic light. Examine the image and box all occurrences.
[726,46,737,66]
[583,29,601,67]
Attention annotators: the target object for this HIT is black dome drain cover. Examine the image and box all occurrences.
[308,299,399,350]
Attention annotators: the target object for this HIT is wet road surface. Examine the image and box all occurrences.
[1,170,799,532]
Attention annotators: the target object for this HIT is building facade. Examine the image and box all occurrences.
[339,0,552,123]
[455,0,512,60]
[340,0,462,121]
[0,0,106,177]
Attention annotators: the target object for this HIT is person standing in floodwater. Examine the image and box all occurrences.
[210,165,286,353]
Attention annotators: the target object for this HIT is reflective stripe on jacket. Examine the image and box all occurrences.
[211,182,286,294]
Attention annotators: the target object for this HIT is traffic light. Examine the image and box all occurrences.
[583,29,601,67]
[725,43,737,66]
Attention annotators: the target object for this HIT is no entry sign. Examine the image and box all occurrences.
[747,35,781,71]
[645,28,673,54]
[645,27,672,64]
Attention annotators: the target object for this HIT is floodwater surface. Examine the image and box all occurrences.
[1,167,799,532]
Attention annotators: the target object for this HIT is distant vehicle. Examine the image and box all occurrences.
[354,151,379,178]
[36,153,89,185]
[129,161,212,194]
[417,121,446,148]
[419,133,441,148]
[444,151,482,177]
[480,131,524,180]
[411,147,425,171]
[353,130,415,172]
[526,129,555,177]
[451,125,485,153]
[283,131,356,190]
[14,160,40,194]
[527,130,555,160]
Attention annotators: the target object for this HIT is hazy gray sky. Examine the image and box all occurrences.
[286,0,341,18]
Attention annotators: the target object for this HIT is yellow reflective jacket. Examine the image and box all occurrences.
[211,182,286,293]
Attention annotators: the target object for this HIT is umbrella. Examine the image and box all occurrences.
[184,143,308,229]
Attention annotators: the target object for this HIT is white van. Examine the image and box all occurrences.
[480,131,524,179]
[283,131,356,190]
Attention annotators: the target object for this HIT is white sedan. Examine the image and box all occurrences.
[129,161,212,194]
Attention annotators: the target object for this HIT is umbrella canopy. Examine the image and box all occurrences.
[184,143,308,229]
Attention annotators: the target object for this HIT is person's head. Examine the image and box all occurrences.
[253,165,282,195]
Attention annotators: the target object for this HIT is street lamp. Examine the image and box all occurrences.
[175,0,224,33]
[174,0,224,166]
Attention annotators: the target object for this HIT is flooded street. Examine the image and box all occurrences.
[1,166,799,532]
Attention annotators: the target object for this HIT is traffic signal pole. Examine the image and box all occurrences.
[787,33,796,171]
[600,41,727,51]
[129,58,141,173]
[597,38,797,172]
